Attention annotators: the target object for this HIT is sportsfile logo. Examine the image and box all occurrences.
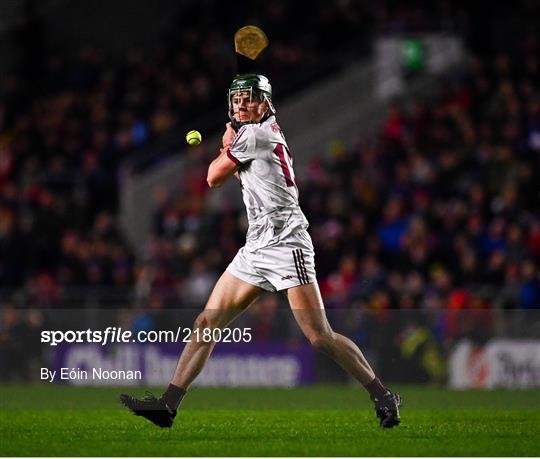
[41,327,132,346]
[40,327,253,346]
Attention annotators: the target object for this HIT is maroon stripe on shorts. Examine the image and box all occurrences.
[293,249,307,284]
[298,249,309,283]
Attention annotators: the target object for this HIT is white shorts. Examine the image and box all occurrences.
[226,229,317,292]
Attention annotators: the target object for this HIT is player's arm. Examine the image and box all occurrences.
[207,122,240,188]
[207,146,240,188]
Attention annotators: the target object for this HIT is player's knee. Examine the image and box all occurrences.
[194,311,221,334]
[194,312,208,330]
[306,328,334,351]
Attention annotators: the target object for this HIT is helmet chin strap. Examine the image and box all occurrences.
[230,117,245,132]
[230,109,272,132]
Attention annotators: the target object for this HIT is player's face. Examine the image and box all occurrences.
[231,90,268,123]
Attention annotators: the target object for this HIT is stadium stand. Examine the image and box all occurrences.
[1,0,538,383]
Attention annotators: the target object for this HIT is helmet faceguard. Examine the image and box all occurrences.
[228,74,275,129]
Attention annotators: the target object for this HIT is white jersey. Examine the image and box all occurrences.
[226,115,309,251]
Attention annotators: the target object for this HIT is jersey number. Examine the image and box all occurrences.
[273,144,295,187]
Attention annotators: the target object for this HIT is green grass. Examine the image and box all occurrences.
[1,384,539,456]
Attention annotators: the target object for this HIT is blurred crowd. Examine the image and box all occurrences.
[308,52,540,313]
[0,0,378,300]
[1,4,538,311]
[0,0,472,304]
[143,48,540,316]
[1,1,539,383]
[2,47,539,315]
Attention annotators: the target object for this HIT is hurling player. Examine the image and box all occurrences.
[121,74,402,429]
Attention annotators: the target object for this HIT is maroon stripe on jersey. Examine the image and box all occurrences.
[226,147,243,166]
[273,144,295,187]
[231,127,247,148]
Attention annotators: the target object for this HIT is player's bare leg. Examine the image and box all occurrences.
[120,271,263,427]
[171,271,263,388]
[286,282,376,384]
[286,282,402,428]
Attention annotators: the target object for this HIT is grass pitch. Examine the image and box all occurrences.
[0,384,538,456]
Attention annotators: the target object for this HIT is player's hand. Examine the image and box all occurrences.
[222,122,236,148]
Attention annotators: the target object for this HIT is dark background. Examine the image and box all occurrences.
[1,0,539,383]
